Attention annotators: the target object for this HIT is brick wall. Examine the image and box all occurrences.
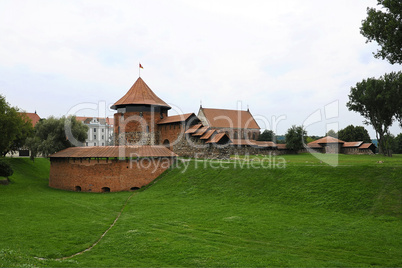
[49,157,174,192]
[114,111,163,145]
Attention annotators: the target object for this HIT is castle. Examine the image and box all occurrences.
[48,76,376,192]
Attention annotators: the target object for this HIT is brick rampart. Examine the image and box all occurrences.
[49,157,174,192]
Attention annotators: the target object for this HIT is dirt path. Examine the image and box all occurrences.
[36,191,136,261]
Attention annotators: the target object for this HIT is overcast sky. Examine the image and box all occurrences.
[0,0,401,137]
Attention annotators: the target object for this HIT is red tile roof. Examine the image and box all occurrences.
[230,139,257,146]
[307,143,323,149]
[158,113,195,125]
[185,124,202,134]
[276,144,288,150]
[200,108,260,129]
[200,129,216,140]
[254,141,277,148]
[308,136,345,146]
[358,143,376,149]
[111,77,171,109]
[49,145,177,158]
[192,126,209,137]
[343,141,363,148]
[206,132,230,144]
[20,112,40,127]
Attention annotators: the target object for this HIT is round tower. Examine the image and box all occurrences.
[111,77,171,145]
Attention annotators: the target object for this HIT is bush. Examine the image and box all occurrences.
[0,159,14,178]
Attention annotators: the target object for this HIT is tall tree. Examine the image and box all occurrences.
[257,130,274,141]
[285,125,306,152]
[27,116,88,159]
[360,0,402,64]
[347,71,402,156]
[338,125,372,143]
[0,95,34,156]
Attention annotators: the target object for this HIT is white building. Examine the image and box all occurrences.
[76,117,114,146]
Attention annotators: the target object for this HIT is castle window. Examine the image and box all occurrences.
[140,112,143,117]
[102,135,104,140]
[94,142,97,146]
[94,128,96,132]
[102,129,104,133]
[94,134,96,140]
[86,142,88,146]
[160,112,163,119]
[146,126,149,133]
[253,133,256,140]
[234,131,238,139]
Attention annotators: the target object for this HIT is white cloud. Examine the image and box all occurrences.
[0,0,400,137]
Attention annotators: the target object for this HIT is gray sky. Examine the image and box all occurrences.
[0,0,401,137]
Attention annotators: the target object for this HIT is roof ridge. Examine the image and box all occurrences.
[111,77,171,109]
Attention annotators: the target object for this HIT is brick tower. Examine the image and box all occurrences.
[111,77,171,145]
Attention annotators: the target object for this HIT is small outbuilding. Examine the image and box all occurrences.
[49,145,177,192]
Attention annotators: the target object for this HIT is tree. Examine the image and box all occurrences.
[0,95,34,156]
[394,133,402,154]
[27,116,88,160]
[360,0,402,64]
[257,130,274,141]
[0,159,13,178]
[347,71,402,156]
[285,125,306,152]
[326,129,337,138]
[338,125,372,143]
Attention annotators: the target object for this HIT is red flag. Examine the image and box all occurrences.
[139,63,144,69]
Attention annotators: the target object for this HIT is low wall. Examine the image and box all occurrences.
[49,157,174,192]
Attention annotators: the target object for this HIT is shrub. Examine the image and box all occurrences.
[0,159,14,178]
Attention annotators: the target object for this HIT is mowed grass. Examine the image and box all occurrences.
[0,154,401,267]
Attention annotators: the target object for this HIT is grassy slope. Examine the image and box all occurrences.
[0,155,401,267]
[0,158,131,267]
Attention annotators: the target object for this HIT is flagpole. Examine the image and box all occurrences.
[139,63,141,77]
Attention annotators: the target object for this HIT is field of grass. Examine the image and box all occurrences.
[0,154,401,267]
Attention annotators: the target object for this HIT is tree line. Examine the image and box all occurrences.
[0,95,88,163]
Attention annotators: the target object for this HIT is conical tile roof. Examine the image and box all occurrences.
[111,77,171,109]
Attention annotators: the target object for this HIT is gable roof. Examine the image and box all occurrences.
[206,132,231,144]
[75,117,114,126]
[358,143,376,149]
[199,107,260,129]
[157,113,196,125]
[192,126,209,137]
[200,129,216,140]
[111,77,171,110]
[49,145,177,158]
[343,141,363,148]
[308,136,345,146]
[185,124,202,134]
[20,112,40,127]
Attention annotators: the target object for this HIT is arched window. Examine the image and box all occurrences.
[101,187,110,193]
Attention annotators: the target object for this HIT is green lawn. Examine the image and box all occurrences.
[0,155,401,267]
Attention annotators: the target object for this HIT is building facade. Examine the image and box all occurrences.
[75,117,114,146]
